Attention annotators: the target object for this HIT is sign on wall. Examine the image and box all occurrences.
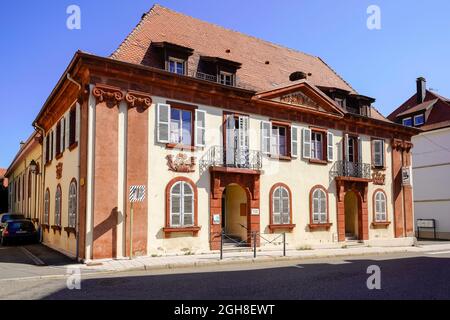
[402,166,412,186]
[129,185,146,203]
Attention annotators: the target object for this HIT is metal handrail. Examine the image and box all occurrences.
[200,146,263,174]
[331,160,371,179]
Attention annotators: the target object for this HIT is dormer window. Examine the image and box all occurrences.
[219,71,235,86]
[402,117,413,127]
[414,114,425,126]
[168,57,186,75]
[335,98,346,108]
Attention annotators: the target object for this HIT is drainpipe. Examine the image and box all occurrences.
[33,122,45,243]
[67,73,83,261]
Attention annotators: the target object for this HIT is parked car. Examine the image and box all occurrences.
[1,220,39,246]
[0,213,25,233]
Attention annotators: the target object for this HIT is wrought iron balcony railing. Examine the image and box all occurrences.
[200,146,263,174]
[331,160,371,180]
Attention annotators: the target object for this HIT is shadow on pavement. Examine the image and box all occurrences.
[42,256,450,300]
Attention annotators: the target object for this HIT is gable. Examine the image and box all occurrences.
[254,81,344,116]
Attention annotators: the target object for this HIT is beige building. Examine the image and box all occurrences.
[10,5,419,261]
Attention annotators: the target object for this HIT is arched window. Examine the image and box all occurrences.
[44,189,50,225]
[311,187,328,224]
[271,184,291,225]
[55,185,62,226]
[374,190,387,222]
[68,180,77,228]
[170,181,194,227]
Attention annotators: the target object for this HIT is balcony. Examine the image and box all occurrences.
[331,160,371,180]
[200,146,263,174]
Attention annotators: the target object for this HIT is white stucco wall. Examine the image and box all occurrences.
[412,127,450,238]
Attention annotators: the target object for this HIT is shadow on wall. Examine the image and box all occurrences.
[93,207,118,259]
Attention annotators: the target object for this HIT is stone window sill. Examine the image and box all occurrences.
[308,223,333,231]
[166,143,200,152]
[41,224,50,231]
[163,226,201,238]
[64,227,77,237]
[268,224,296,233]
[309,159,328,165]
[51,225,62,234]
[371,221,391,228]
[55,153,63,160]
[269,155,292,162]
[69,142,78,151]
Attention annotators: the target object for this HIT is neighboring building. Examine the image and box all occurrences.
[388,77,450,239]
[0,169,8,213]
[4,131,43,223]
[15,4,418,261]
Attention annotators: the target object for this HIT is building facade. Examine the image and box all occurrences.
[5,131,43,224]
[388,78,450,239]
[13,5,418,261]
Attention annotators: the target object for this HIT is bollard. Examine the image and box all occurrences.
[253,232,257,259]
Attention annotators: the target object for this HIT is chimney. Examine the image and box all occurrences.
[416,77,426,104]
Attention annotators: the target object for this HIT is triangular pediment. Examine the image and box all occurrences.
[254,80,345,116]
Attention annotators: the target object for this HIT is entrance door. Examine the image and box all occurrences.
[344,191,359,240]
[222,184,248,242]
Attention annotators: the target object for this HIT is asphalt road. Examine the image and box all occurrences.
[1,245,450,300]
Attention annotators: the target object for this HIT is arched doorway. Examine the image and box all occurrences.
[222,184,248,242]
[344,191,360,240]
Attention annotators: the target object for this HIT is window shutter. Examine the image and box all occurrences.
[358,137,363,164]
[327,132,334,162]
[261,121,271,155]
[238,116,249,151]
[345,134,349,162]
[60,120,64,153]
[302,128,312,159]
[291,126,299,158]
[195,110,206,147]
[43,136,47,164]
[226,115,236,165]
[75,103,80,143]
[157,103,171,143]
[373,140,382,167]
[65,113,70,148]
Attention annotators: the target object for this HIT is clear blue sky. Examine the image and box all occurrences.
[1,0,449,168]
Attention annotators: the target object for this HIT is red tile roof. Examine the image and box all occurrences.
[0,169,6,178]
[112,4,356,93]
[396,99,438,117]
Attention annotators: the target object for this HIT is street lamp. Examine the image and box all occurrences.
[29,160,38,174]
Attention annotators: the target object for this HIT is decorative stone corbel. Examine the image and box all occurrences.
[92,84,124,107]
[125,90,153,110]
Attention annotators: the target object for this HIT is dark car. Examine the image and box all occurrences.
[1,220,39,246]
[0,213,26,234]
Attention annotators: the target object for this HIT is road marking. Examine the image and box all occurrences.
[426,250,450,255]
[293,265,304,269]
[20,247,46,266]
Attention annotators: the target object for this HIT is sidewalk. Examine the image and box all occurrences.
[75,241,450,274]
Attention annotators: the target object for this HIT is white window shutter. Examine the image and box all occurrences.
[302,128,312,159]
[238,116,250,151]
[65,113,70,148]
[60,118,65,152]
[52,131,56,160]
[291,126,299,158]
[327,132,334,162]
[358,137,363,163]
[43,136,47,164]
[381,140,385,167]
[75,103,81,143]
[195,109,206,147]
[261,121,271,155]
[157,103,171,143]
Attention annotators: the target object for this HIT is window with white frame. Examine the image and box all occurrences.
[311,132,323,160]
[402,117,412,127]
[44,189,50,225]
[168,57,185,75]
[272,186,290,225]
[219,71,234,86]
[271,125,287,157]
[170,108,193,145]
[170,181,194,227]
[372,139,385,168]
[374,191,387,222]
[68,181,77,228]
[55,185,62,226]
[414,114,425,126]
[312,188,328,224]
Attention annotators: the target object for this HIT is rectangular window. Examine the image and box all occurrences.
[372,139,385,168]
[311,132,323,160]
[168,57,185,75]
[414,114,425,126]
[271,125,287,157]
[56,121,61,156]
[69,107,76,146]
[45,135,50,163]
[219,71,234,86]
[170,108,193,146]
[402,117,413,127]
